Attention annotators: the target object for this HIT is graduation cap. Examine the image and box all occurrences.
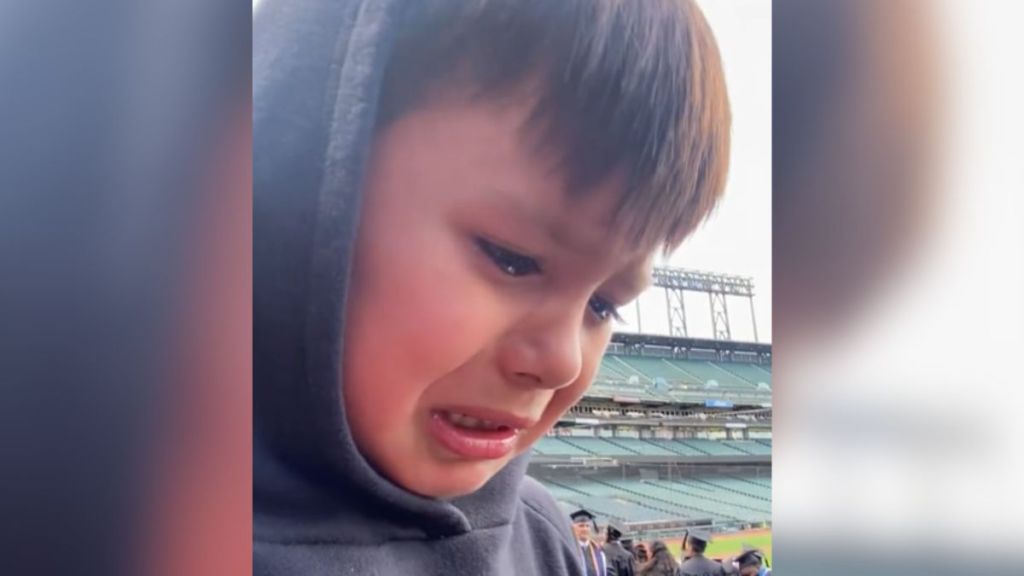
[606,523,624,540]
[569,508,598,530]
[683,527,713,547]
[570,508,595,523]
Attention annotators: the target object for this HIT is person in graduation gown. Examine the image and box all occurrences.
[678,528,727,576]
[602,523,636,576]
[571,509,609,576]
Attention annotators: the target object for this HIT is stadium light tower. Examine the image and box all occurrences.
[650,267,758,342]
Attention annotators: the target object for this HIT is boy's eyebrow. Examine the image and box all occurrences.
[487,188,656,295]
[488,187,618,256]
[487,187,580,251]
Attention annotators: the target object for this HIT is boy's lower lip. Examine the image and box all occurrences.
[427,411,519,460]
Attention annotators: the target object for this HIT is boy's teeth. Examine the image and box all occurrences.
[445,411,504,431]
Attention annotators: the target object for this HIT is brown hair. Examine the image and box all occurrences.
[639,540,681,576]
[377,0,731,252]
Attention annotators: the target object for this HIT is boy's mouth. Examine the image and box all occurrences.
[442,410,513,432]
[427,408,534,461]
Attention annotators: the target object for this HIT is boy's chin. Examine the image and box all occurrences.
[398,459,506,500]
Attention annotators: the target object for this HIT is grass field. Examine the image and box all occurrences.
[660,529,772,565]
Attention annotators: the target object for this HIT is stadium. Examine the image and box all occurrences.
[527,267,772,564]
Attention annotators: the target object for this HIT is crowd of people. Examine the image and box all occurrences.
[570,509,771,576]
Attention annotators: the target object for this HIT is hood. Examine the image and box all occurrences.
[253,0,529,543]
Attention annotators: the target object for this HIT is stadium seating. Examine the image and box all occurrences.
[616,356,693,383]
[536,343,772,530]
[721,440,771,456]
[668,359,756,390]
[689,476,771,502]
[678,439,749,456]
[640,480,769,523]
[544,479,678,523]
[561,437,624,457]
[590,354,772,402]
[663,441,712,457]
[532,437,770,458]
[536,473,772,526]
[604,438,680,456]
[663,478,771,513]
[591,478,765,523]
[711,361,772,388]
[595,358,631,382]
[589,364,665,400]
[532,437,589,457]
[734,474,772,490]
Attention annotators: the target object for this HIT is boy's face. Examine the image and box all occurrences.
[344,96,654,498]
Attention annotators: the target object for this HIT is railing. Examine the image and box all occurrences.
[622,519,770,542]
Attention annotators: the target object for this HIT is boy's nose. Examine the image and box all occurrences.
[498,306,584,390]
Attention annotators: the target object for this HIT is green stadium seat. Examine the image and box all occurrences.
[711,361,772,388]
[535,474,772,526]
[721,440,771,455]
[679,439,748,456]
[668,359,757,390]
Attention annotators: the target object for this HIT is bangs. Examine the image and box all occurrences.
[378,0,731,252]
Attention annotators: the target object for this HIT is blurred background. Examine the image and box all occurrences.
[1,0,1022,574]
[0,0,250,574]
[775,0,1024,573]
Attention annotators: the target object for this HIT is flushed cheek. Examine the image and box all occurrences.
[375,252,508,387]
[344,355,424,453]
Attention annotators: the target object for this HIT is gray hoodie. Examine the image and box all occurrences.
[253,0,583,574]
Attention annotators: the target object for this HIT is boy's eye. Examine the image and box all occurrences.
[476,238,540,277]
[476,238,541,277]
[475,237,622,324]
[588,295,624,324]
